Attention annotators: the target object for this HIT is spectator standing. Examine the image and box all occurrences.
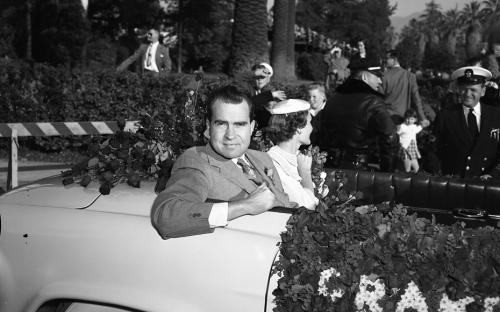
[319,57,398,171]
[435,66,500,179]
[484,42,500,79]
[306,83,327,146]
[324,47,350,90]
[116,29,172,75]
[238,63,286,130]
[381,50,429,127]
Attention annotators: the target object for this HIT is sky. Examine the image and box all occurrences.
[391,0,471,17]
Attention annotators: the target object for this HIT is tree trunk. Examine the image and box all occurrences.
[285,0,296,80]
[271,0,288,80]
[446,32,457,56]
[26,0,32,60]
[417,34,426,68]
[229,0,269,76]
[177,0,183,73]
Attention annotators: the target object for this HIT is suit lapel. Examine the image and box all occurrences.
[204,144,257,194]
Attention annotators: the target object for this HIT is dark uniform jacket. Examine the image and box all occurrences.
[319,78,398,171]
[237,78,275,129]
[435,103,500,178]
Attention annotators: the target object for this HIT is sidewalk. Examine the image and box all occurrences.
[0,159,71,189]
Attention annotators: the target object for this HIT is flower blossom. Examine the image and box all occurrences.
[484,297,500,312]
[317,268,344,302]
[354,275,385,312]
[395,281,428,312]
[438,294,474,312]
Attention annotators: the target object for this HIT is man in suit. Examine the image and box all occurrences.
[238,63,287,129]
[381,49,429,127]
[151,86,296,239]
[116,28,171,75]
[435,66,500,179]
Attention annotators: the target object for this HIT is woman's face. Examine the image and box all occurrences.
[298,113,313,146]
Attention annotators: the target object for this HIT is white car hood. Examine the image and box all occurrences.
[0,176,101,209]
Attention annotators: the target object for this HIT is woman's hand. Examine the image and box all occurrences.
[297,153,313,177]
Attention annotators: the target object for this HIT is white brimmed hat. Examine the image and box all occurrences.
[258,62,274,77]
[451,66,492,84]
[267,99,310,115]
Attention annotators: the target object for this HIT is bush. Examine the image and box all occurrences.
[297,52,327,81]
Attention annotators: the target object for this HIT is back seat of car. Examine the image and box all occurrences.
[336,170,500,226]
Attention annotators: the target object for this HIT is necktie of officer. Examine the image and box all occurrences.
[237,158,262,186]
[467,108,479,139]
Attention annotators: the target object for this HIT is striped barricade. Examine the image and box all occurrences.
[0,121,139,137]
[1,121,138,190]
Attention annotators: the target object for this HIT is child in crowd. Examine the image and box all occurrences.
[397,109,424,173]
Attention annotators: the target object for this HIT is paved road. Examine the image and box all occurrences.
[0,159,70,190]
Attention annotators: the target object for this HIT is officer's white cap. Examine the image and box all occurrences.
[451,66,492,84]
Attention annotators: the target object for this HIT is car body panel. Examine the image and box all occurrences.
[0,180,291,312]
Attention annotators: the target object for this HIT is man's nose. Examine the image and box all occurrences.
[225,125,235,138]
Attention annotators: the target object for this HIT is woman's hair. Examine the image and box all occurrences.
[265,110,309,144]
[404,108,417,119]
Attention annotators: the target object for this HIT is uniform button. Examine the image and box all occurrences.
[466,166,470,170]
[484,157,488,161]
[467,156,471,160]
[482,167,485,171]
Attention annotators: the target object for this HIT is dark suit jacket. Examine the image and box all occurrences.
[381,67,425,120]
[150,144,294,239]
[117,43,171,74]
[435,103,500,178]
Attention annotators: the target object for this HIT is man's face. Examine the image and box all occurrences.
[207,99,255,159]
[493,44,500,57]
[458,83,485,108]
[298,113,313,146]
[308,89,326,111]
[364,72,382,91]
[147,30,159,43]
[254,69,271,90]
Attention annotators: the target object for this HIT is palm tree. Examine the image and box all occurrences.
[442,7,464,57]
[462,0,485,58]
[229,0,269,76]
[270,0,297,81]
[420,0,443,48]
[480,0,500,45]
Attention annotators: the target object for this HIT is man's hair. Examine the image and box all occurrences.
[307,83,326,94]
[205,85,253,122]
[265,111,309,144]
[386,49,399,60]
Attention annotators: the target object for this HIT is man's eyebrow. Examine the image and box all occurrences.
[234,121,249,126]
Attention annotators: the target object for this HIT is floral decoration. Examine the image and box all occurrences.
[273,164,500,311]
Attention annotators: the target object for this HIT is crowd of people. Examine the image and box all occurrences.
[120,25,500,237]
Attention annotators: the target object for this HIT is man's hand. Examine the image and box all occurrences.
[227,184,279,220]
[272,90,287,101]
[421,119,430,128]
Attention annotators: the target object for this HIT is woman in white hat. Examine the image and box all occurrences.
[265,99,319,210]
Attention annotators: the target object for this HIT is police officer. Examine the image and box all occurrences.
[435,66,500,179]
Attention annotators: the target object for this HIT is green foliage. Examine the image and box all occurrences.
[296,52,327,81]
[274,187,500,311]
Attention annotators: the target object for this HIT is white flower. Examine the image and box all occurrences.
[354,275,385,312]
[318,268,344,302]
[484,297,500,312]
[438,293,474,312]
[395,281,428,312]
[320,171,327,179]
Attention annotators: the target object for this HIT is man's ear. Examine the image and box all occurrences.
[360,72,369,84]
[250,120,255,133]
[481,86,487,97]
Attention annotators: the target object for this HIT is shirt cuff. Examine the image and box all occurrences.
[208,202,228,228]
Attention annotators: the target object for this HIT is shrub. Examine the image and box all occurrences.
[297,52,327,81]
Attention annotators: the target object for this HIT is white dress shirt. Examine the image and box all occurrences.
[144,42,159,72]
[463,103,481,130]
